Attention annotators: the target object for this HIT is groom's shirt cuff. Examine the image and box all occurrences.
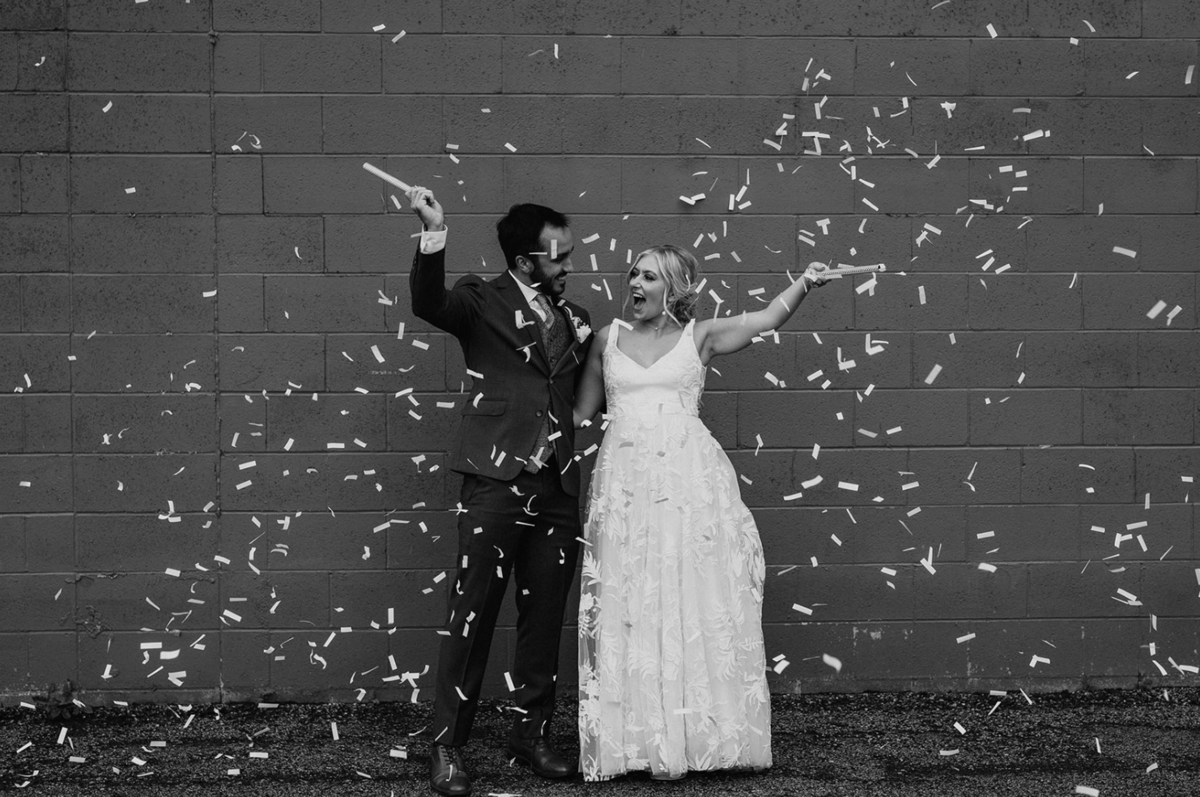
[419,227,447,254]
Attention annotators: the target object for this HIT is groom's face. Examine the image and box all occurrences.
[527,225,574,298]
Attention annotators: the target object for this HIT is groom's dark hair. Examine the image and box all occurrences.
[497,203,570,272]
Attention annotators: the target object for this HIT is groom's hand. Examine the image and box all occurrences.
[406,186,445,232]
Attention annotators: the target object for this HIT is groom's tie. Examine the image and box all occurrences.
[525,293,568,473]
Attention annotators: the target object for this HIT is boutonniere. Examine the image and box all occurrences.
[567,313,592,344]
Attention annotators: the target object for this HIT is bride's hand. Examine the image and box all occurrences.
[804,261,831,287]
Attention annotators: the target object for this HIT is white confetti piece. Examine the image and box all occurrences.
[1075,787,1100,797]
[124,187,136,194]
[923,364,942,385]
[391,31,407,42]
[1146,301,1167,320]
[986,23,998,37]
[822,653,842,673]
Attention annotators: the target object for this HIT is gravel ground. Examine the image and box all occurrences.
[2,689,1198,796]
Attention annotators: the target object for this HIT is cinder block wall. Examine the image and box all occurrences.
[1,1,1197,703]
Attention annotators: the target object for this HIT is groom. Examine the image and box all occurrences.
[406,186,592,796]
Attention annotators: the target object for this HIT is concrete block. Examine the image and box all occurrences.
[218,334,325,392]
[857,504,967,565]
[1030,0,1141,36]
[1079,504,1194,563]
[909,447,1022,506]
[1081,618,1144,679]
[71,215,214,274]
[737,390,855,449]
[21,395,71,453]
[0,574,72,631]
[1023,331,1138,388]
[1135,447,1200,505]
[72,275,215,333]
[331,570,445,628]
[217,452,445,512]
[219,571,330,628]
[20,153,69,212]
[0,277,17,332]
[69,0,209,31]
[443,95,560,155]
[1142,98,1200,157]
[214,32,261,92]
[797,330,912,390]
[698,389,737,450]
[0,455,72,513]
[1082,388,1194,446]
[262,155,383,214]
[969,157,1084,214]
[1136,332,1200,387]
[214,0,319,30]
[71,333,214,393]
[70,155,212,214]
[768,564,913,623]
[328,332,448,392]
[1026,215,1143,273]
[1084,157,1197,214]
[619,154,731,217]
[785,447,910,508]
[215,629,270,691]
[855,388,970,447]
[0,398,24,453]
[386,511,461,571]
[217,216,322,273]
[738,37,854,96]
[323,95,443,154]
[1083,274,1195,330]
[855,273,969,331]
[0,334,71,391]
[217,392,266,453]
[1020,98,1141,156]
[72,394,217,453]
[856,156,969,215]
[968,274,1082,330]
[966,505,1080,563]
[218,274,264,332]
[379,154,505,218]
[909,0,1028,36]
[25,514,74,571]
[738,156,855,215]
[1140,563,1200,618]
[0,157,18,212]
[1027,561,1140,619]
[75,514,219,571]
[910,97,1022,154]
[1020,446,1135,504]
[566,0,677,34]
[262,33,379,92]
[718,449,798,508]
[501,35,621,94]
[701,329,796,392]
[324,215,407,273]
[970,389,1082,446]
[1,1,65,29]
[215,156,264,214]
[321,0,441,33]
[621,36,739,95]
[384,34,501,94]
[440,0,562,33]
[74,453,217,513]
[0,216,68,273]
[682,214,803,274]
[2,31,66,91]
[75,572,219,630]
[267,393,385,452]
[22,274,71,332]
[813,97,913,157]
[557,96,680,155]
[68,32,209,91]
[679,0,801,35]
[0,94,67,152]
[967,619,1084,679]
[264,275,385,333]
[215,96,322,154]
[256,509,396,570]
[1143,1,1200,37]
[757,507,858,566]
[970,40,1084,96]
[912,562,1028,620]
[386,392,466,453]
[1085,39,1197,97]
[856,38,969,96]
[497,156,614,215]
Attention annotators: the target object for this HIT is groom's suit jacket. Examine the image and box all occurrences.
[410,246,593,496]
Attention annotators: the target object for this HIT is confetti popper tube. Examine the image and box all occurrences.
[824,264,887,277]
[362,162,412,192]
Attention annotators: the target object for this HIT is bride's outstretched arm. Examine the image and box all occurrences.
[697,262,831,363]
[573,323,609,428]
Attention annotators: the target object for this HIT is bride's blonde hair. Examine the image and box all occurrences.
[627,245,700,325]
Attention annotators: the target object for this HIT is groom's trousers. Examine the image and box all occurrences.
[432,460,582,746]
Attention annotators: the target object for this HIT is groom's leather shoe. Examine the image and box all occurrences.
[429,744,471,796]
[507,736,576,779]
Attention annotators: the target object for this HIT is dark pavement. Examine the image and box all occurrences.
[3,689,1198,796]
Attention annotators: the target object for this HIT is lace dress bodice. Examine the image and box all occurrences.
[603,319,704,422]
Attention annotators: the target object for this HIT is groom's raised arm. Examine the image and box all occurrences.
[406,186,480,337]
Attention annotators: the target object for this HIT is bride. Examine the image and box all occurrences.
[572,245,831,782]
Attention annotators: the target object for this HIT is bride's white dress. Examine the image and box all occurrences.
[578,319,771,782]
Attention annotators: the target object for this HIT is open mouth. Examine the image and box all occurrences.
[631,295,645,310]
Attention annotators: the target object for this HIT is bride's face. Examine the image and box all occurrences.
[628,255,668,321]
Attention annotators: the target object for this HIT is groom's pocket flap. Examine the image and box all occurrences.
[461,398,507,416]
